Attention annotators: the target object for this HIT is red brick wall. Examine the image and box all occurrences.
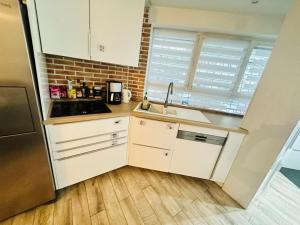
[45,8,151,101]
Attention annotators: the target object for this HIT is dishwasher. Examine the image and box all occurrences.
[170,125,228,179]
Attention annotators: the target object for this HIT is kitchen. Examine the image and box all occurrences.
[0,0,300,225]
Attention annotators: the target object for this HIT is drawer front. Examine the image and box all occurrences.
[179,124,228,138]
[51,130,128,152]
[54,143,127,189]
[129,144,172,172]
[49,117,129,143]
[131,117,178,150]
[53,136,127,160]
[170,139,222,179]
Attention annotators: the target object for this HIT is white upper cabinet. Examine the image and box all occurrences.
[35,0,90,59]
[90,0,145,66]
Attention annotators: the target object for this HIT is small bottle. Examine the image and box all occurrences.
[67,80,76,99]
[89,86,94,98]
[81,82,89,98]
[76,86,83,98]
[141,92,150,110]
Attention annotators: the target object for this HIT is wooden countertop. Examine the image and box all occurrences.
[44,101,248,134]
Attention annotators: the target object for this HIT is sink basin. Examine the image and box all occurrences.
[134,103,211,124]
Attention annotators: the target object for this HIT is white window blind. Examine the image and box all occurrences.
[146,29,196,104]
[190,37,250,114]
[146,28,273,115]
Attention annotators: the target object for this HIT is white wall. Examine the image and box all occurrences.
[222,0,300,208]
[150,6,283,38]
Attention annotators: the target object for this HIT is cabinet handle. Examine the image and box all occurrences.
[165,153,168,156]
[139,120,145,126]
[111,133,118,139]
[114,120,121,124]
[167,124,173,130]
[99,44,105,52]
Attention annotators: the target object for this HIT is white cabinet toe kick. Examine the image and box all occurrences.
[46,116,245,189]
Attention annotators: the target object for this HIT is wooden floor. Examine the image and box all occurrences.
[1,166,300,225]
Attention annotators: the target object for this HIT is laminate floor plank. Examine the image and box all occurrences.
[33,203,54,225]
[108,170,130,201]
[118,167,161,225]
[143,186,178,225]
[71,183,92,225]
[97,173,127,225]
[2,168,299,225]
[143,169,181,216]
[120,196,145,225]
[84,178,105,216]
[91,210,110,225]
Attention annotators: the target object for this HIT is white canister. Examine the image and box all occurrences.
[122,89,132,103]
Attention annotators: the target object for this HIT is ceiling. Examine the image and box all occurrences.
[148,0,293,17]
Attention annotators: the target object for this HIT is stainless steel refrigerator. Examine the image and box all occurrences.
[0,0,55,221]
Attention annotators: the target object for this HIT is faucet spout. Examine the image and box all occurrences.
[164,82,174,108]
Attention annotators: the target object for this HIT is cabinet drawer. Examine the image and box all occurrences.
[170,139,222,179]
[53,136,127,160]
[54,143,127,189]
[51,130,128,152]
[131,117,178,150]
[129,144,172,172]
[49,117,129,143]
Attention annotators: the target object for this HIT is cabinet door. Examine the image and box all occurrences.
[170,139,222,179]
[129,144,172,172]
[35,0,90,59]
[130,117,179,150]
[90,0,145,66]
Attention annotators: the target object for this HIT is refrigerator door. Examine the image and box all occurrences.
[0,0,55,221]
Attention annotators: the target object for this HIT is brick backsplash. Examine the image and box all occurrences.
[45,8,151,101]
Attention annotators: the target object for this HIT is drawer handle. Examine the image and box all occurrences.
[111,133,118,139]
[55,143,126,161]
[111,139,118,146]
[167,124,173,130]
[165,153,169,156]
[55,130,126,144]
[139,120,145,126]
[114,120,121,124]
[56,136,126,152]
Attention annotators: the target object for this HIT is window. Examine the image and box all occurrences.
[146,29,273,115]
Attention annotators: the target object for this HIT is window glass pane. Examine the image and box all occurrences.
[146,29,196,103]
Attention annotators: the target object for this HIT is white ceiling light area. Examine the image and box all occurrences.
[148,0,293,17]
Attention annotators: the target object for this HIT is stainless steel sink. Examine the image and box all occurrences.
[134,103,211,124]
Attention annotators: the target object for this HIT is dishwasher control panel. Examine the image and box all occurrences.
[177,130,227,146]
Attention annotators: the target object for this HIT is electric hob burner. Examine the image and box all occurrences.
[50,100,112,118]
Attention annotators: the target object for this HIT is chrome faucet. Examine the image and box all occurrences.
[164,82,174,108]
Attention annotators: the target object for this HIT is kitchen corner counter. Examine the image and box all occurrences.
[44,101,248,134]
[44,101,138,125]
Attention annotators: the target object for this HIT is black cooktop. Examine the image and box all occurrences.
[50,100,112,118]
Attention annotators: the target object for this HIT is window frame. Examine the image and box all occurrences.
[144,27,274,116]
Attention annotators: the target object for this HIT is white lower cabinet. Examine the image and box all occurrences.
[130,117,179,150]
[46,117,129,189]
[129,144,172,172]
[54,144,127,189]
[170,139,223,179]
